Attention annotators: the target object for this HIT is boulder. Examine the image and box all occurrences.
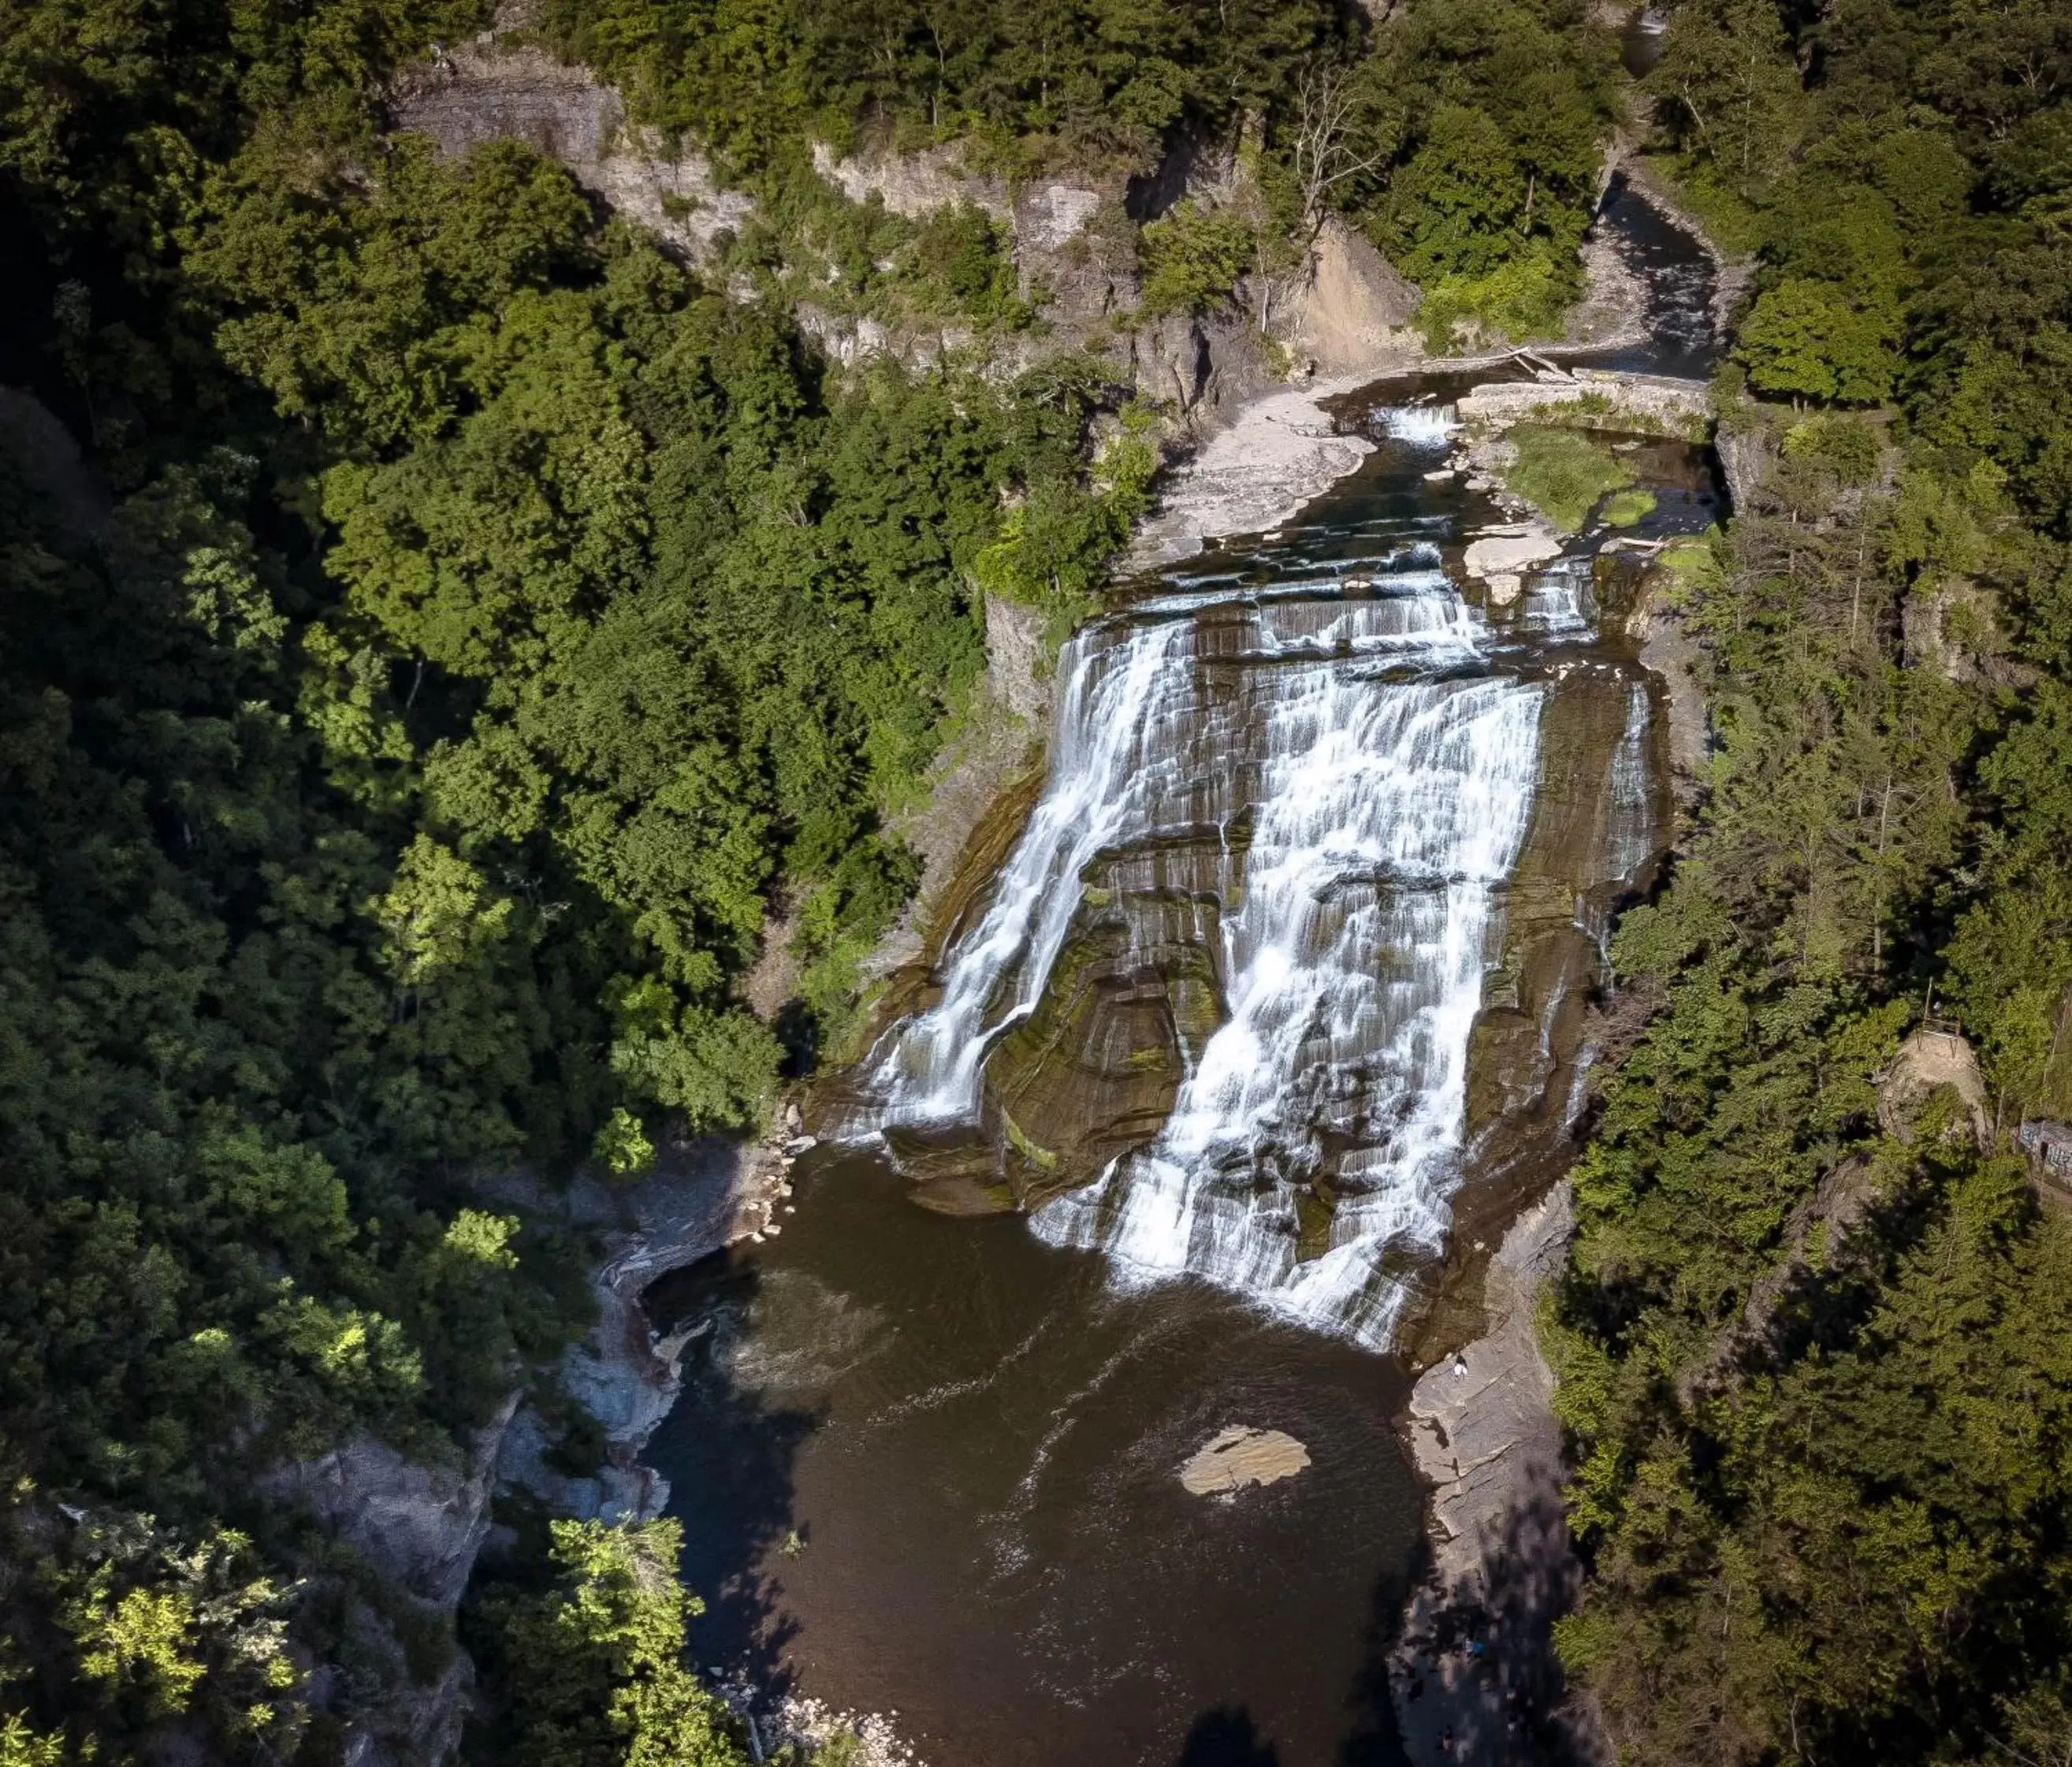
[1877,1027,1991,1148]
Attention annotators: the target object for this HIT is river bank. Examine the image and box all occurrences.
[1389,1185,1601,1765]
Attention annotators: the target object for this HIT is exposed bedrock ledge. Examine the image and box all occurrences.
[389,40,754,263]
[493,1138,789,1523]
[1464,668,1654,1167]
[1454,369,1711,437]
[854,593,1051,991]
[1390,1183,1598,1767]
[1625,571,1710,807]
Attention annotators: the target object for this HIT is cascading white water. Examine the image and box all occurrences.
[1378,404,1459,447]
[869,537,1550,1345]
[1032,670,1543,1347]
[856,348,1699,1348]
[872,615,1191,1123]
[1600,680,1655,885]
[1522,554,1596,641]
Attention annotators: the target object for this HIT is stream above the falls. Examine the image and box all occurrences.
[645,190,1722,1767]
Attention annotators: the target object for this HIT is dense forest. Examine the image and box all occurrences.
[541,0,1623,340]
[0,1,1145,1760]
[1547,0,2072,1759]
[4,0,2070,1760]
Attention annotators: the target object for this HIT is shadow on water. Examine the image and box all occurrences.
[644,1152,1434,1766]
[643,1253,821,1694]
[1174,1706,1284,1767]
[1334,1556,1420,1767]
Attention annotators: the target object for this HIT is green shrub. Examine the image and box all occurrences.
[1600,487,1657,526]
[1501,426,1637,531]
[1137,203,1256,318]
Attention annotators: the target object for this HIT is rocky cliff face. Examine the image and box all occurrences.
[1391,1184,1591,1767]
[389,41,754,262]
[258,1139,785,1767]
[1463,665,1662,1171]
[382,29,1429,461]
[493,1140,789,1523]
[263,1399,520,1767]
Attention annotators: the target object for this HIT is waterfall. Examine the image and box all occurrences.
[1031,672,1542,1348]
[1600,679,1655,885]
[1521,555,1595,642]
[869,545,1549,1347]
[1377,404,1459,448]
[872,615,1191,1123]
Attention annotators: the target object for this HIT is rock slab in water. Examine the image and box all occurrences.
[1178,1426,1311,1496]
[1462,521,1564,606]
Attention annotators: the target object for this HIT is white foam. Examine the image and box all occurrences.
[1032,673,1544,1348]
[1377,404,1460,448]
[867,556,1577,1348]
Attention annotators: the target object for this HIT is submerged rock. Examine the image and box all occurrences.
[1178,1426,1311,1496]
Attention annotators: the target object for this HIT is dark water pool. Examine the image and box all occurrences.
[646,1152,1427,1766]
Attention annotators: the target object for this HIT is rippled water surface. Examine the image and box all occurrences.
[649,1157,1423,1765]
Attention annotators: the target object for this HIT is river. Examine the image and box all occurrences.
[645,180,1721,1767]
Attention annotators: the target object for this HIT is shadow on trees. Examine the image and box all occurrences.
[642,1250,820,1695]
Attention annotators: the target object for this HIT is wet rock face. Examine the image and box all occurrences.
[985,895,1226,1209]
[1466,665,1665,1166]
[865,381,1693,1344]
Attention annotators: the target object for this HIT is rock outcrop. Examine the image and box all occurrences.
[1461,521,1564,605]
[1627,569,1709,802]
[1122,373,1379,570]
[811,140,1011,224]
[1285,217,1421,371]
[1177,1427,1311,1496]
[855,595,1052,990]
[493,1140,790,1522]
[1464,667,1662,1171]
[269,1399,521,1613]
[1713,422,1771,516]
[1877,1026,1992,1148]
[1392,1184,1593,1766]
[263,1397,523,1767]
[1454,367,1710,438]
[389,40,754,262]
